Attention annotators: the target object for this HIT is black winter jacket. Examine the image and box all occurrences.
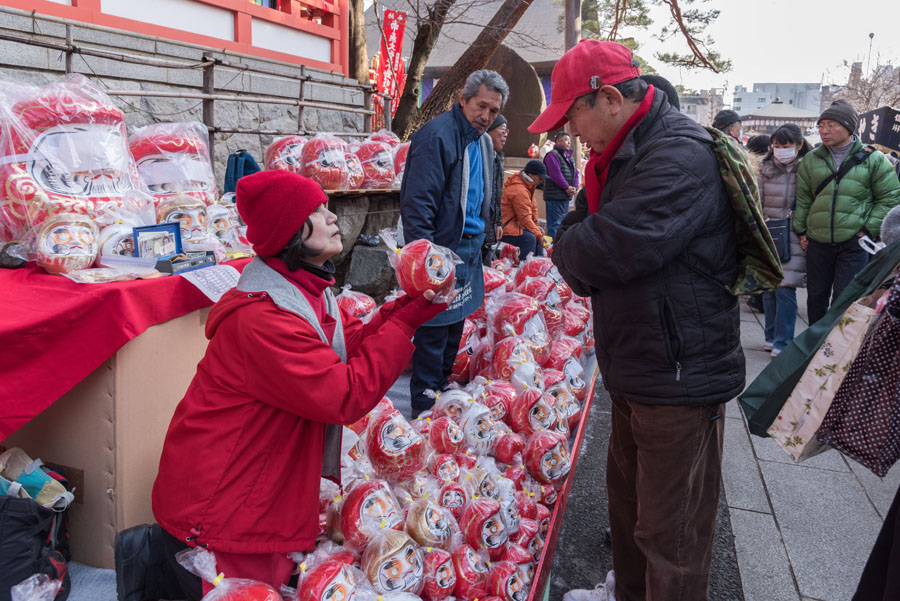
[553,89,745,405]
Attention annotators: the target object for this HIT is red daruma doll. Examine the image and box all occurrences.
[451,545,490,600]
[301,134,348,190]
[297,560,363,601]
[340,479,404,550]
[460,499,508,552]
[381,228,458,298]
[175,548,281,601]
[366,408,427,482]
[525,431,571,486]
[356,140,395,189]
[422,547,456,601]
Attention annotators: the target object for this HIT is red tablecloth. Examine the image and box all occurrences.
[0,259,250,439]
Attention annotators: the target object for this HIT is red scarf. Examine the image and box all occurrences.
[585,85,655,214]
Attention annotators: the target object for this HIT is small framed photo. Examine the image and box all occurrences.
[133,223,181,259]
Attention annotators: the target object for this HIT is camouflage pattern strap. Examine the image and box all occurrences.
[704,126,784,295]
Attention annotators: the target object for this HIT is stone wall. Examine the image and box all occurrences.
[0,6,367,192]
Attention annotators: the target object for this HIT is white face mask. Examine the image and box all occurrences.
[773,147,797,163]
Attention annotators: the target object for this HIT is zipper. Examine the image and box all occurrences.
[827,155,837,245]
[661,298,684,382]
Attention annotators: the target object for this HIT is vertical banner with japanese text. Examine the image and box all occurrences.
[375,9,407,126]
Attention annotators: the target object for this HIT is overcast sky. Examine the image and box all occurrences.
[625,0,899,103]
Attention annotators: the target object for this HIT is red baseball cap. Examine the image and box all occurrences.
[528,40,642,134]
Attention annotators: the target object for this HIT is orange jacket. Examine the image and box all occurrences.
[501,172,542,238]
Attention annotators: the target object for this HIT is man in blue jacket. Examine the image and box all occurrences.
[400,69,507,417]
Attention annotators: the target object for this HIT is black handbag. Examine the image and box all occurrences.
[767,218,792,262]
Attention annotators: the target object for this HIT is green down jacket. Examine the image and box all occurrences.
[793,137,900,243]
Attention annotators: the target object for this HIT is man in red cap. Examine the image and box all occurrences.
[530,40,745,601]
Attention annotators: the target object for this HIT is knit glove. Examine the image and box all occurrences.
[372,292,413,323]
[390,295,448,337]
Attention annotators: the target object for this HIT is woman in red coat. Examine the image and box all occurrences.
[151,170,448,599]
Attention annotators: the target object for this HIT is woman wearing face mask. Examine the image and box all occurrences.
[147,170,450,599]
[758,123,812,356]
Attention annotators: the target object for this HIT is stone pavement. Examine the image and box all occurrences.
[551,289,900,601]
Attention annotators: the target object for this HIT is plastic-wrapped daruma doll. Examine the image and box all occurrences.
[344,153,365,190]
[508,388,555,437]
[429,417,466,454]
[129,121,217,206]
[405,498,458,550]
[297,560,363,601]
[393,142,410,177]
[451,545,490,600]
[460,499,508,552]
[356,141,395,189]
[438,482,467,521]
[362,530,425,595]
[34,212,99,274]
[151,171,448,596]
[0,74,143,241]
[491,293,551,365]
[155,194,214,249]
[386,236,457,297]
[340,479,404,550]
[263,136,307,173]
[301,134,348,190]
[525,430,570,486]
[459,402,496,455]
[422,547,456,601]
[366,408,427,482]
[489,561,530,601]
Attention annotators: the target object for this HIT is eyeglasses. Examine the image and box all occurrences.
[817,121,841,131]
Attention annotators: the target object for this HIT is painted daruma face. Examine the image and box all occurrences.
[481,513,507,548]
[36,213,99,274]
[542,441,570,481]
[362,487,402,529]
[156,196,208,242]
[381,418,416,452]
[376,542,423,593]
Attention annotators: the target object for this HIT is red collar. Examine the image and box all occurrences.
[263,257,334,298]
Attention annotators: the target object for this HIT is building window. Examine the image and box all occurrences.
[758,97,766,102]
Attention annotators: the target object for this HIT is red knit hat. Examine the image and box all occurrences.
[236,170,328,257]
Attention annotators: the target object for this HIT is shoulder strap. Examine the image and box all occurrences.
[814,145,877,197]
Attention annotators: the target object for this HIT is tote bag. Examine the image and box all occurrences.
[740,239,900,437]
[816,278,900,476]
[768,300,877,461]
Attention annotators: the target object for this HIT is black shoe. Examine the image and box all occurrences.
[115,524,184,601]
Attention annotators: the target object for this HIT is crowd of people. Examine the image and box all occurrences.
[130,36,900,601]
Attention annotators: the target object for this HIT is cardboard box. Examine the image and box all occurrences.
[1,308,211,568]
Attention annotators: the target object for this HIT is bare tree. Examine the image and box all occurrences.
[578,0,730,73]
[348,0,369,83]
[391,0,460,137]
[835,59,900,112]
[396,0,536,138]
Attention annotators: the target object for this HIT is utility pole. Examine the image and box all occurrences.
[564,0,582,178]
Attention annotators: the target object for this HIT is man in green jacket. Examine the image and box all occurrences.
[793,99,900,324]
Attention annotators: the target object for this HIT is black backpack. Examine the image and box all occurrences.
[0,466,72,601]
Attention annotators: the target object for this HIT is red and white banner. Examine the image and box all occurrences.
[375,9,407,116]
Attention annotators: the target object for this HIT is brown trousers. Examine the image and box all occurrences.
[607,394,725,601]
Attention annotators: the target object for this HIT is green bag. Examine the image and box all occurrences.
[739,239,900,437]
[703,127,784,295]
